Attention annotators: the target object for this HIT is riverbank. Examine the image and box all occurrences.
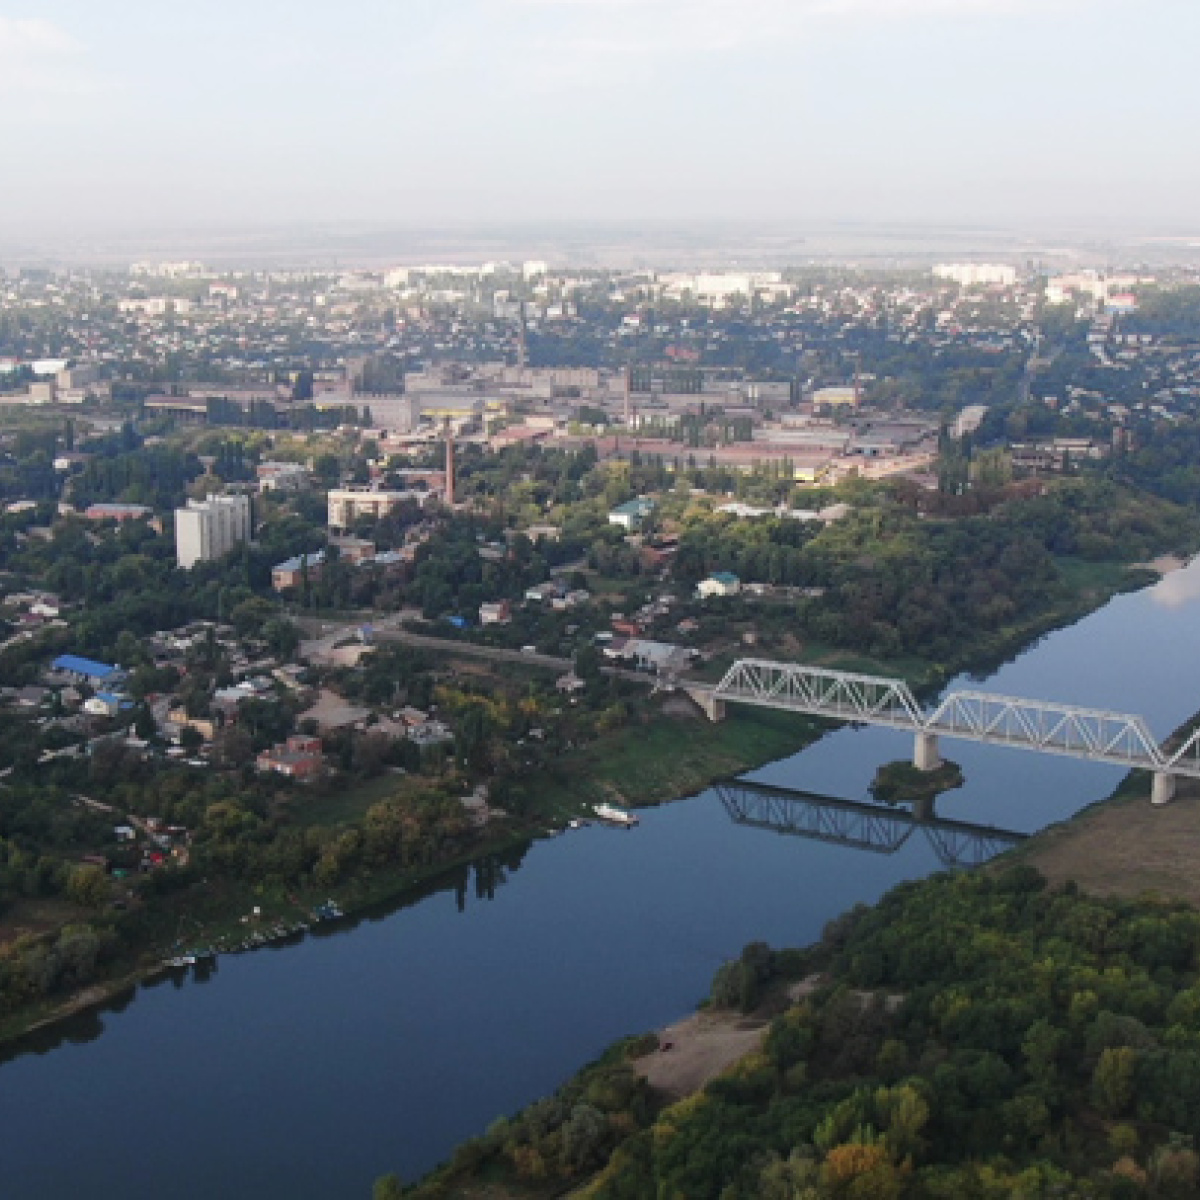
[9,552,1200,1199]
[0,556,1171,1054]
[1011,773,1200,903]
[397,725,1200,1200]
[0,701,821,1053]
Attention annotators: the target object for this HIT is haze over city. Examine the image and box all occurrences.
[3,0,1199,241]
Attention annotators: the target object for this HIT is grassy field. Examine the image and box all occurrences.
[295,772,411,828]
[1008,771,1200,905]
[519,702,822,814]
[1054,556,1154,598]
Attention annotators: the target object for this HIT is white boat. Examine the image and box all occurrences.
[593,803,639,827]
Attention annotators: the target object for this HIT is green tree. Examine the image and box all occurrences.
[1093,1048,1138,1117]
[372,1173,404,1200]
[66,865,108,909]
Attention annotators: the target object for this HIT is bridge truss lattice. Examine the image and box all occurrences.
[713,659,1200,778]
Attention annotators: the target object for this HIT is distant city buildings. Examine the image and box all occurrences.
[933,263,1017,287]
[812,386,860,409]
[175,494,252,568]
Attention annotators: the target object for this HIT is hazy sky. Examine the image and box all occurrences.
[1,0,1197,234]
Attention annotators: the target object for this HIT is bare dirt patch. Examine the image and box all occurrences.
[1133,555,1187,576]
[0,897,91,945]
[631,1010,769,1099]
[298,688,371,732]
[661,694,703,720]
[1016,777,1200,905]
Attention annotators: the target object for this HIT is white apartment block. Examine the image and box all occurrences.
[175,495,252,568]
[933,263,1017,288]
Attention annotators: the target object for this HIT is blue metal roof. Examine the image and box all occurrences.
[52,654,121,679]
[273,550,326,572]
[611,498,654,515]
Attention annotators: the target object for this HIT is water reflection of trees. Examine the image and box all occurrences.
[0,839,535,1068]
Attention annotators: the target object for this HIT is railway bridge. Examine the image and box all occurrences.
[685,660,1200,806]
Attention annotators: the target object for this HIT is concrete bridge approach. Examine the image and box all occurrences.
[685,659,1200,806]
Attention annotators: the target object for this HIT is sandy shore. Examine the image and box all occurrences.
[631,1011,770,1099]
[1134,555,1187,575]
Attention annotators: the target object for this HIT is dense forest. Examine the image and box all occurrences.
[401,867,1200,1199]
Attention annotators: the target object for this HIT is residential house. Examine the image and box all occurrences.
[167,707,218,741]
[84,502,154,523]
[556,672,586,696]
[272,550,326,592]
[479,600,512,625]
[697,571,741,599]
[330,536,376,565]
[257,735,324,781]
[608,497,655,531]
[524,580,564,604]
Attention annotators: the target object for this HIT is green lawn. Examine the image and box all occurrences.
[520,705,821,813]
[292,772,410,828]
[1053,555,1146,596]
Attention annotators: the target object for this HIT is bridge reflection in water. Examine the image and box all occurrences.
[716,779,1026,869]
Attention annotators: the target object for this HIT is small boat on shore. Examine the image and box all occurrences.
[593,803,639,828]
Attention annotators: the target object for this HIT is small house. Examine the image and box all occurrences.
[257,735,324,781]
[697,572,741,599]
[607,498,655,531]
[479,600,512,625]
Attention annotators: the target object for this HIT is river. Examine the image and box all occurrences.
[5,561,1200,1199]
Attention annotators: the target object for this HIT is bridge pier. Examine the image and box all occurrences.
[687,688,726,723]
[912,794,935,822]
[913,732,941,773]
[1151,772,1176,807]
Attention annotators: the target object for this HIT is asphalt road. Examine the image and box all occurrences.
[297,615,662,686]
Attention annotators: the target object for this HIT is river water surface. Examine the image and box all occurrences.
[6,562,1200,1198]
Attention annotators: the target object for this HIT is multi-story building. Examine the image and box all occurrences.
[175,494,252,568]
[327,487,430,530]
[257,461,310,492]
[271,550,325,592]
[933,263,1017,288]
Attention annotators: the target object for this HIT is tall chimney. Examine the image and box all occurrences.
[624,366,632,428]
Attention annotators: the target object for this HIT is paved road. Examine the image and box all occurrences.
[375,627,576,673]
[297,615,660,686]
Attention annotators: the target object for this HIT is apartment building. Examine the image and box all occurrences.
[327,487,429,530]
[175,494,252,568]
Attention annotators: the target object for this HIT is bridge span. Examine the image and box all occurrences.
[685,659,1200,805]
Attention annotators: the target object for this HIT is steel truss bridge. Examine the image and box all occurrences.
[716,780,1026,869]
[697,659,1200,803]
